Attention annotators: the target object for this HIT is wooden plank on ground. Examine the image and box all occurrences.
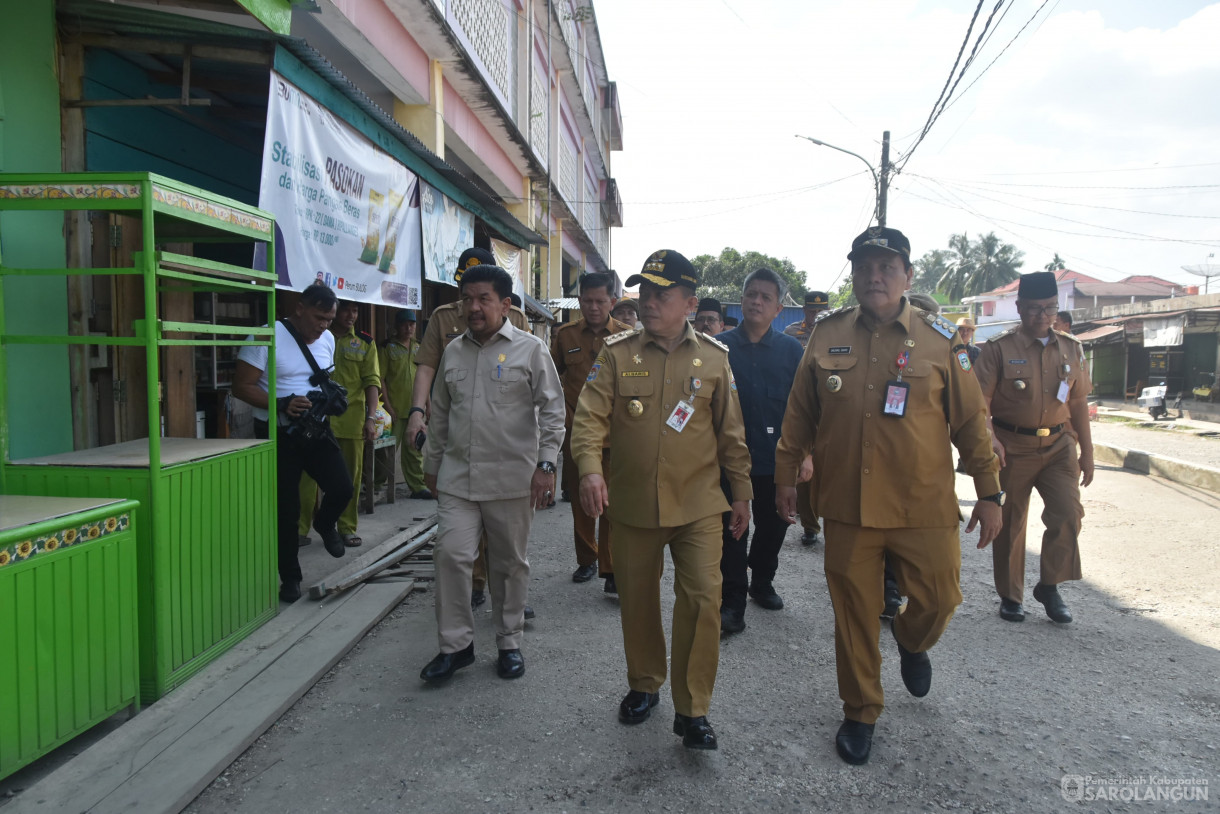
[305,514,436,599]
[309,527,436,599]
[17,580,413,814]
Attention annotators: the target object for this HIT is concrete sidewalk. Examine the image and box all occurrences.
[1091,405,1220,494]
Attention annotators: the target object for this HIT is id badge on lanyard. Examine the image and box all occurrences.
[884,351,910,418]
[666,376,701,432]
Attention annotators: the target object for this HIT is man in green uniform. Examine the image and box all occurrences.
[975,271,1093,624]
[775,226,1002,765]
[330,299,382,547]
[571,249,753,751]
[379,309,429,498]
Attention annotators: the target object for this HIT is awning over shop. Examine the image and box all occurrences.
[523,293,556,323]
[1074,325,1124,344]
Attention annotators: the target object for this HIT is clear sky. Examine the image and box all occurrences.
[593,0,1220,295]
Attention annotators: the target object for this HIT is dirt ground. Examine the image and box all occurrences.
[182,451,1219,814]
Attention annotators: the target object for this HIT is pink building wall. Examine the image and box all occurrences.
[331,0,431,94]
[443,79,524,195]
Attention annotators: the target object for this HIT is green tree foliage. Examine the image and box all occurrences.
[913,249,952,293]
[689,248,808,304]
[934,232,1024,303]
[830,278,857,309]
[1044,252,1066,271]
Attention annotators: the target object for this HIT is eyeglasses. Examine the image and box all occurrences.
[1020,304,1058,317]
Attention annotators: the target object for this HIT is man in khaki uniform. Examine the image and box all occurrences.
[775,226,1002,765]
[330,300,382,547]
[550,272,632,593]
[405,247,529,608]
[572,249,752,751]
[975,271,1094,624]
[418,264,564,684]
[786,291,831,546]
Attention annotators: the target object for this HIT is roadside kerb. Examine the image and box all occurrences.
[1094,442,1220,494]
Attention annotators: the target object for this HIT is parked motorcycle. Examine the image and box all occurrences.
[1137,384,1172,420]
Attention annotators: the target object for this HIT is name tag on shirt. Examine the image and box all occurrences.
[1057,380,1070,403]
[666,400,695,432]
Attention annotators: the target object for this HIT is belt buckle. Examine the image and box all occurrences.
[1036,427,1050,437]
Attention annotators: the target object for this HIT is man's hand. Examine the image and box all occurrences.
[991,433,1007,469]
[966,500,1003,549]
[424,472,438,497]
[1079,451,1095,487]
[530,468,556,510]
[798,455,814,484]
[405,409,427,445]
[363,417,378,441]
[775,484,798,525]
[285,395,312,418]
[580,473,610,518]
[728,500,750,540]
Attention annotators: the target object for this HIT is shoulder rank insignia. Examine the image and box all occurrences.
[990,326,1019,341]
[814,306,847,323]
[1055,329,1082,344]
[356,330,374,344]
[923,312,957,340]
[699,333,729,352]
[603,327,641,346]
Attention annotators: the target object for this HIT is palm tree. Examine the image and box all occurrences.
[936,232,1023,302]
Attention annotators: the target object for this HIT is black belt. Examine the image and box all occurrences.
[993,419,1063,438]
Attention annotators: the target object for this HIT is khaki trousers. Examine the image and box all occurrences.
[798,481,821,534]
[562,442,613,574]
[824,520,962,725]
[336,436,364,536]
[434,492,533,652]
[613,515,722,718]
[993,432,1084,602]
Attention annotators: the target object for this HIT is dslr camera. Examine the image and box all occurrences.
[281,370,348,441]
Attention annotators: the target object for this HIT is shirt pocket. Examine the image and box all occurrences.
[490,366,525,402]
[445,367,469,402]
[617,376,655,419]
[813,354,858,398]
[1001,363,1033,401]
[682,376,713,400]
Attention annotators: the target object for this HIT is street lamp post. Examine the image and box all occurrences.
[796,131,891,227]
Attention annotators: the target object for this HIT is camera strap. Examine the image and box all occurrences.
[279,318,327,380]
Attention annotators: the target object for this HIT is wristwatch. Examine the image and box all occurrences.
[537,461,556,475]
[980,491,1006,507]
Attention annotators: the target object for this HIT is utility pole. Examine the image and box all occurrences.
[878,130,890,228]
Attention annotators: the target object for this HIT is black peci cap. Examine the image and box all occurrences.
[697,297,723,316]
[847,227,911,262]
[625,250,700,290]
[1018,271,1059,300]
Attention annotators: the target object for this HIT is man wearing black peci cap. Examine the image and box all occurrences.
[692,297,724,336]
[774,226,1002,765]
[975,271,1093,625]
[571,249,753,750]
[784,290,830,349]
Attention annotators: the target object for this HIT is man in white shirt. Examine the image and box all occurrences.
[233,282,352,602]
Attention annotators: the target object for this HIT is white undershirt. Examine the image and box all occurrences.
[236,321,336,421]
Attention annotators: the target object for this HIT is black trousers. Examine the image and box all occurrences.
[257,419,353,584]
[720,474,788,612]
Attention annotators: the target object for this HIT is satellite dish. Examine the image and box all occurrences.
[1181,261,1220,293]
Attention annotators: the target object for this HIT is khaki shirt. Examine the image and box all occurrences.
[775,301,1000,528]
[975,328,1091,451]
[378,338,420,415]
[424,317,565,501]
[417,301,529,369]
[570,323,754,529]
[330,327,381,439]
[550,316,633,427]
[783,320,816,349]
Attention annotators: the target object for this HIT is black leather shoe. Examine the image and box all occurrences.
[408,489,434,500]
[420,643,475,683]
[893,628,932,697]
[835,719,875,765]
[880,587,903,620]
[1033,583,1073,623]
[604,575,618,594]
[524,605,535,620]
[720,606,746,634]
[999,598,1025,622]
[313,521,347,558]
[801,528,820,546]
[673,714,718,750]
[572,564,597,583]
[497,649,525,679]
[471,589,486,610]
[279,581,302,602]
[561,489,571,502]
[749,585,784,611]
[618,690,660,724]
